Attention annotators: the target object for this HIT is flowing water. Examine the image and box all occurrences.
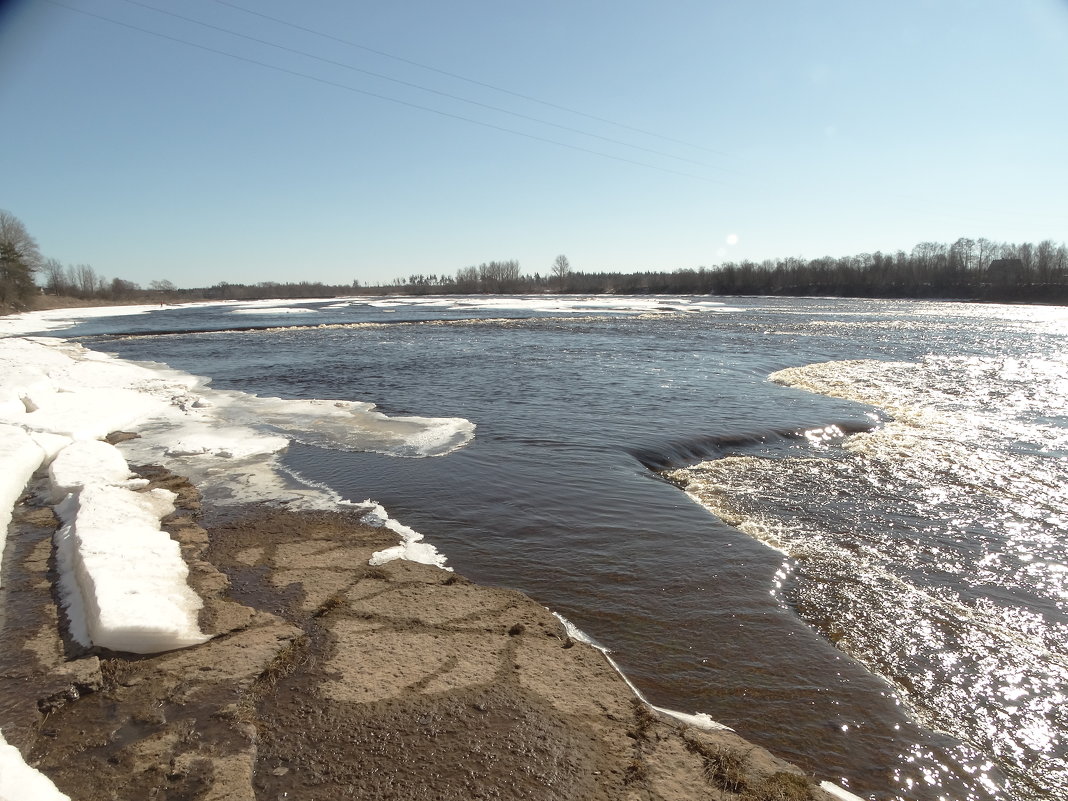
[51,295,1068,800]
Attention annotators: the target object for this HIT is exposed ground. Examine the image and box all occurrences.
[1,466,838,800]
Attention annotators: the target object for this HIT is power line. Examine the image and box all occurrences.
[213,0,729,158]
[44,1,717,182]
[117,0,717,169]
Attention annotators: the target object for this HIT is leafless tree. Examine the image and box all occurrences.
[552,254,571,288]
[42,258,68,294]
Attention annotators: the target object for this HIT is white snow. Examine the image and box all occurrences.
[0,732,70,801]
[355,294,740,315]
[0,332,475,646]
[48,439,139,499]
[0,424,47,571]
[230,306,317,315]
[819,781,868,801]
[363,502,450,569]
[54,476,208,653]
[44,438,208,653]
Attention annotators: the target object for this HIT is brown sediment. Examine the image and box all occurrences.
[1,467,837,800]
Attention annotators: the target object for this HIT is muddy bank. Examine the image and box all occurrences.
[2,468,843,800]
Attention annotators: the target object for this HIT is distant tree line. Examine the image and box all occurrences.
[358,239,1068,302]
[2,208,1065,311]
[199,280,361,300]
[0,209,182,311]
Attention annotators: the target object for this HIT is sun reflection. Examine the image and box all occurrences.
[675,346,1068,800]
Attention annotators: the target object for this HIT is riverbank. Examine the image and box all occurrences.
[2,466,846,800]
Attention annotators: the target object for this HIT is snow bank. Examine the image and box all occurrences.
[0,425,47,570]
[48,439,137,498]
[0,331,475,619]
[0,732,70,801]
[49,439,208,653]
[0,335,473,512]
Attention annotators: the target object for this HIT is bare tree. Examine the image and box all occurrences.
[0,210,42,270]
[454,266,479,293]
[42,258,68,294]
[74,264,99,298]
[552,254,571,288]
[476,260,520,293]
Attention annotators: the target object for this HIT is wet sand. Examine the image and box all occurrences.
[1,466,841,800]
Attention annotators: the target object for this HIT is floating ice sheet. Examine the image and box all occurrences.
[0,334,474,510]
[231,306,318,315]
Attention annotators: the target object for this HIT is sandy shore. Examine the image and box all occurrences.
[1,465,846,800]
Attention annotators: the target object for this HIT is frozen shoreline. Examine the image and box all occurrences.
[0,304,862,800]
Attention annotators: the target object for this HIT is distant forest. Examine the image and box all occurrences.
[3,209,1067,311]
[195,237,1068,304]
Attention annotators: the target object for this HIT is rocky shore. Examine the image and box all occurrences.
[2,466,845,800]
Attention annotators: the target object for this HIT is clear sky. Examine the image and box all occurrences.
[1,0,1066,289]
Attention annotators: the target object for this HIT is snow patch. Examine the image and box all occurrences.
[231,306,318,315]
[49,439,136,498]
[363,502,450,569]
[0,731,70,801]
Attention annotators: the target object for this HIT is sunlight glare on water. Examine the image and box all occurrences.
[669,349,1068,800]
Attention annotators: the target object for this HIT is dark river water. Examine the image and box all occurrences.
[55,295,1068,801]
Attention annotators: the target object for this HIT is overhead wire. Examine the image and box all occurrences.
[213,0,729,158]
[115,0,717,170]
[43,0,718,182]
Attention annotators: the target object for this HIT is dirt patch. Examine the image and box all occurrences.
[3,468,840,800]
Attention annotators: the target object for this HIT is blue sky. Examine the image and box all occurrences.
[2,0,1066,288]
